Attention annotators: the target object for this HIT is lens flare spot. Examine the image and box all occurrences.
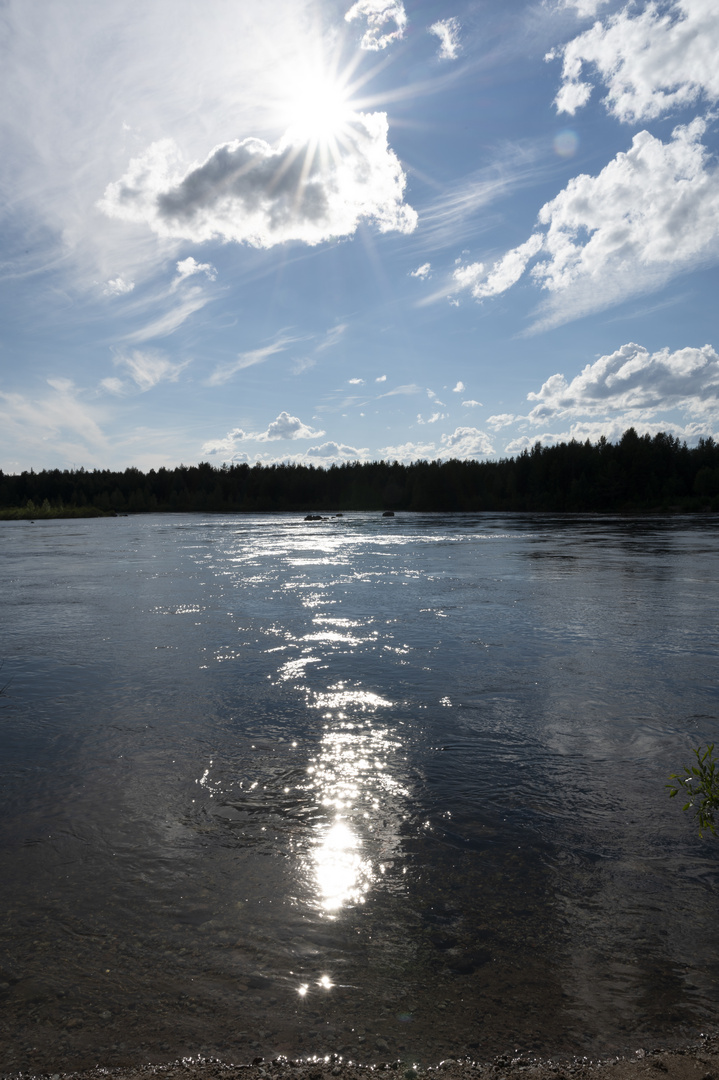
[554,129,579,158]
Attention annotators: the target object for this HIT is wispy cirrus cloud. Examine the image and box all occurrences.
[0,378,108,463]
[113,349,191,392]
[124,288,212,343]
[206,334,302,387]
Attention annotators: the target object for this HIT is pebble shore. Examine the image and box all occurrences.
[8,1033,718,1080]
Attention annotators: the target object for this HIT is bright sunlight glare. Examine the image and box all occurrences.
[285,69,355,142]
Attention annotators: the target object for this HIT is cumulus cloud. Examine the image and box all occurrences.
[440,427,494,457]
[261,412,324,440]
[504,417,713,454]
[462,399,482,408]
[498,340,719,451]
[417,412,448,424]
[175,256,217,282]
[486,413,516,429]
[411,262,432,278]
[203,411,326,455]
[552,0,719,122]
[376,374,387,382]
[349,377,365,385]
[100,111,416,248]
[115,349,190,391]
[453,120,719,326]
[345,0,407,50]
[103,277,134,296]
[526,341,719,422]
[378,439,441,462]
[201,441,369,466]
[305,441,369,461]
[454,234,544,299]
[452,381,465,393]
[429,17,461,61]
[379,427,493,462]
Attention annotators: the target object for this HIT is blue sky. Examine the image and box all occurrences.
[2,0,719,472]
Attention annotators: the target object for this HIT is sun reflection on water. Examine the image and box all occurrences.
[303,685,408,913]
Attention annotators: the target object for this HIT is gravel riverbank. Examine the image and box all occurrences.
[5,1034,718,1080]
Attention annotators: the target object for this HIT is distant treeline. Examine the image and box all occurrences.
[2,429,719,518]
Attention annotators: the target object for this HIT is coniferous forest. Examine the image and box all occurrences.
[2,429,719,519]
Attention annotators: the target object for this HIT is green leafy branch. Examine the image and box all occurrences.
[667,744,719,838]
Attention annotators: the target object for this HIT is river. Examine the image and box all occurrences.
[1,512,718,1074]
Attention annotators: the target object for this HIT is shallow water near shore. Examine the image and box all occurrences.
[1,512,718,1075]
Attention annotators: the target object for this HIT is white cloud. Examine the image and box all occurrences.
[500,340,719,450]
[526,341,719,421]
[124,290,211,343]
[206,335,300,386]
[453,120,719,327]
[316,324,347,353]
[261,412,324,440]
[440,427,494,457]
[452,381,465,393]
[429,17,461,61]
[486,413,516,429]
[0,378,107,463]
[201,441,370,466]
[203,411,326,455]
[378,383,423,397]
[410,262,432,279]
[100,111,416,248]
[103,277,134,296]
[349,377,365,385]
[345,0,407,51]
[454,233,544,299]
[417,412,448,424]
[462,399,482,408]
[552,0,719,123]
[554,0,610,19]
[504,417,715,454]
[175,256,217,282]
[376,374,387,382]
[379,426,493,461]
[116,349,190,391]
[0,0,324,293]
[100,377,126,395]
[378,440,440,461]
[305,441,369,461]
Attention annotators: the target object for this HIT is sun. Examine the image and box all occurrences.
[285,68,355,144]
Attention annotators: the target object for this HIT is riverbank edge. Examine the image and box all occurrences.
[4,1033,718,1080]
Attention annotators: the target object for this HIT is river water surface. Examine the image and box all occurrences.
[1,513,718,1074]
